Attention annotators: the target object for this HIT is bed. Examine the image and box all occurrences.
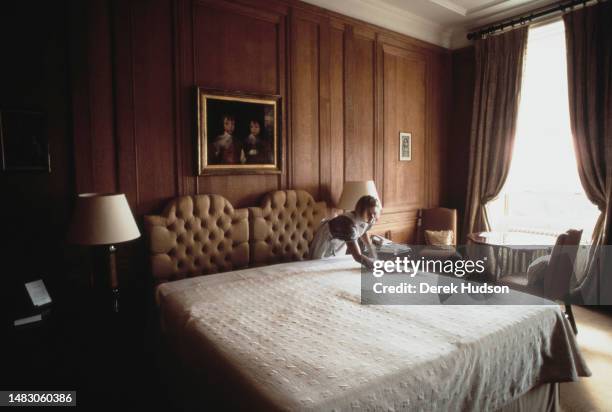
[145,190,589,411]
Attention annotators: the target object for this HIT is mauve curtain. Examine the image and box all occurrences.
[462,28,529,241]
[564,1,612,301]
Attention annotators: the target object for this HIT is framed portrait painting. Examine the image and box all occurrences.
[399,132,411,161]
[1,110,49,172]
[197,88,281,175]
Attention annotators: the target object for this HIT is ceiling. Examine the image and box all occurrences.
[300,0,562,49]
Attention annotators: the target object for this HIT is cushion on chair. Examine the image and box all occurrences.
[498,273,544,295]
[527,254,551,286]
[419,208,457,246]
[424,230,454,246]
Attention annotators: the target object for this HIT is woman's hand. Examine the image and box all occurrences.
[347,241,375,269]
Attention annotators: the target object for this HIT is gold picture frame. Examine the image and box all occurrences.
[197,88,281,175]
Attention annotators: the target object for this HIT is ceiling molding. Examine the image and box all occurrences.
[301,0,561,50]
[300,0,453,48]
[461,0,560,28]
[426,0,468,16]
[465,0,512,16]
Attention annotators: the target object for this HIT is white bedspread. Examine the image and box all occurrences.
[157,256,589,411]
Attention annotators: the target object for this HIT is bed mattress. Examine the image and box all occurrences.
[157,256,589,411]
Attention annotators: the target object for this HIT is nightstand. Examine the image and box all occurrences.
[3,282,171,410]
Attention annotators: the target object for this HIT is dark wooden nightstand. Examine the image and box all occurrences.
[3,283,172,410]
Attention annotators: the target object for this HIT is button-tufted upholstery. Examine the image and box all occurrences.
[249,190,328,265]
[144,195,249,283]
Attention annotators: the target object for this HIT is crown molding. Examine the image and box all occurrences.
[300,0,453,48]
[427,0,468,16]
[300,0,561,50]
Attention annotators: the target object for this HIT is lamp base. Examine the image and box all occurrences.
[90,245,121,314]
[108,245,119,313]
[111,288,120,313]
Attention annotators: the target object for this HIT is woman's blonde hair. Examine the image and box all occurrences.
[354,195,379,215]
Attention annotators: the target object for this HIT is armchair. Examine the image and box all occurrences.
[417,207,459,260]
[498,229,582,334]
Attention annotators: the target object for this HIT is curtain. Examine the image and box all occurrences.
[564,1,612,302]
[462,28,529,241]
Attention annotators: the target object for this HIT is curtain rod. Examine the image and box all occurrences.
[466,0,606,40]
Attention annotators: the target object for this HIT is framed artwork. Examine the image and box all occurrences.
[399,132,412,161]
[197,88,281,175]
[1,110,49,172]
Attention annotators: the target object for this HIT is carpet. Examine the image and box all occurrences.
[559,306,612,412]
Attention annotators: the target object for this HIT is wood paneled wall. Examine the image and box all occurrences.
[71,0,452,247]
[1,0,73,304]
[0,0,75,312]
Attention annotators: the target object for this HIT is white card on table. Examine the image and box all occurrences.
[25,279,52,307]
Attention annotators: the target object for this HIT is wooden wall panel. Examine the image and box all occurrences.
[191,0,284,205]
[129,0,177,214]
[344,30,375,182]
[202,175,278,208]
[193,3,278,94]
[71,0,117,194]
[112,0,138,208]
[112,0,177,214]
[427,51,451,208]
[69,0,455,257]
[381,45,427,213]
[390,225,418,244]
[291,15,320,197]
[1,0,73,292]
[317,19,332,204]
[329,25,345,205]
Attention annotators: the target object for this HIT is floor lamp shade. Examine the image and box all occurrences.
[68,193,141,245]
[337,181,380,210]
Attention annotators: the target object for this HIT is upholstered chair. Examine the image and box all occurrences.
[418,207,458,245]
[498,229,582,334]
[417,207,459,260]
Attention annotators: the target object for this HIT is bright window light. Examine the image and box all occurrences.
[486,20,599,242]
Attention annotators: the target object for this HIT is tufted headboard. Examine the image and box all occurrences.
[144,195,249,283]
[249,190,327,265]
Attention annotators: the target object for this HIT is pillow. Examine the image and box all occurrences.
[424,230,454,247]
[527,254,551,286]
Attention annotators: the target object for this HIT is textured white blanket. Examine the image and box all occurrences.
[157,256,589,411]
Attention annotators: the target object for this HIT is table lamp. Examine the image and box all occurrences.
[67,193,140,313]
[337,180,380,211]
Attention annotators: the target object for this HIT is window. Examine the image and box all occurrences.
[486,20,599,242]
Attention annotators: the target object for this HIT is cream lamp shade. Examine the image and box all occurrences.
[67,193,141,245]
[337,180,380,210]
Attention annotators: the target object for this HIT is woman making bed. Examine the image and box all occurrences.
[309,195,380,269]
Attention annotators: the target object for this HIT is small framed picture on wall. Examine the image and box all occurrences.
[399,132,411,161]
[0,110,49,172]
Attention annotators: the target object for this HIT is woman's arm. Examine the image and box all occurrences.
[360,232,377,259]
[346,240,375,269]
